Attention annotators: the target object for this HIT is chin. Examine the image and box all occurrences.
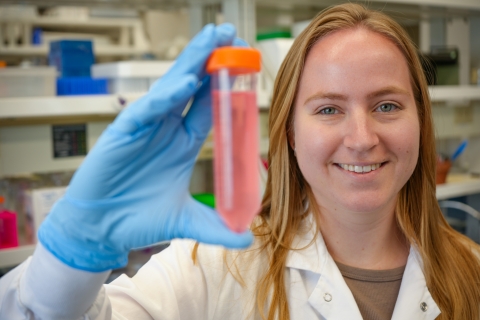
[343,197,395,213]
[331,194,396,215]
[344,203,390,214]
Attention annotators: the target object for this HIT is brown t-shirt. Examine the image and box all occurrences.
[335,262,406,320]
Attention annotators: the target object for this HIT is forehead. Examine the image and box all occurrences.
[297,27,413,102]
[306,27,407,72]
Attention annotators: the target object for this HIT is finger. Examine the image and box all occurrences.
[111,74,198,133]
[183,76,212,141]
[178,201,254,249]
[233,37,249,47]
[153,23,236,90]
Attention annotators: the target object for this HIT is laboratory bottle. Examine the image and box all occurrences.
[206,47,261,233]
[0,196,19,249]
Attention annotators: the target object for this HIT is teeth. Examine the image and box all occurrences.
[339,163,382,173]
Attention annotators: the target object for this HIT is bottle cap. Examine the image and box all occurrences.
[206,47,261,74]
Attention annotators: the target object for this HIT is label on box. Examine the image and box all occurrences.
[52,124,87,158]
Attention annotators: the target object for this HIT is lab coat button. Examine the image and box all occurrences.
[324,293,332,302]
[420,302,428,312]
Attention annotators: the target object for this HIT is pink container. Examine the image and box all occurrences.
[207,47,262,233]
[0,196,18,249]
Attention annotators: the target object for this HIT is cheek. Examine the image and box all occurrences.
[294,121,339,169]
[395,121,420,175]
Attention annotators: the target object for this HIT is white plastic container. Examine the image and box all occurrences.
[0,67,57,97]
[91,61,174,94]
[256,38,294,78]
[23,187,67,243]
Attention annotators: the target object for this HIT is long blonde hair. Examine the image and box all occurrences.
[253,3,480,320]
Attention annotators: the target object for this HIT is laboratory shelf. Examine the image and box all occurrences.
[429,86,480,103]
[436,174,480,200]
[0,87,474,123]
[0,87,472,119]
[0,16,141,28]
[0,46,150,57]
[0,15,150,58]
[368,0,480,10]
[0,245,35,269]
[0,92,270,120]
[0,93,143,119]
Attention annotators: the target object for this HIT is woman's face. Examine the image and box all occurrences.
[293,27,420,215]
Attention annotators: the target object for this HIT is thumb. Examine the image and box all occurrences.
[176,200,254,249]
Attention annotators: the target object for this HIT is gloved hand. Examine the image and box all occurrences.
[38,23,253,272]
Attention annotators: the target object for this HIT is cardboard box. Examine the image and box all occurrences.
[24,187,66,243]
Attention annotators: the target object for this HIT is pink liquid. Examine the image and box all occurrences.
[212,90,260,233]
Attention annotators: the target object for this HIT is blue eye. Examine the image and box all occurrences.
[320,107,338,115]
[377,103,397,112]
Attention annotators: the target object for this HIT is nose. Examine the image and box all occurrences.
[343,111,379,152]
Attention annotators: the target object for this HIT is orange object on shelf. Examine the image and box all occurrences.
[436,159,452,185]
[0,61,6,68]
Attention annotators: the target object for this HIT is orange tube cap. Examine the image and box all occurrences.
[207,47,261,74]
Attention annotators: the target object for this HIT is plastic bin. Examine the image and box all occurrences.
[57,77,108,95]
[91,61,174,93]
[49,40,94,77]
[0,67,57,97]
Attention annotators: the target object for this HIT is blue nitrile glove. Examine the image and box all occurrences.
[38,23,253,272]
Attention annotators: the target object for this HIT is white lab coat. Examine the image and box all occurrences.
[0,218,441,320]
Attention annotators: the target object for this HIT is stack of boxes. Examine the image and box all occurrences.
[49,40,108,95]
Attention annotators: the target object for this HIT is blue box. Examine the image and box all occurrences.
[57,77,108,96]
[49,40,95,77]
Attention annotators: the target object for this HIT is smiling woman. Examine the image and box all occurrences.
[254,3,480,319]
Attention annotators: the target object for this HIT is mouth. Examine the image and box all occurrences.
[336,162,385,174]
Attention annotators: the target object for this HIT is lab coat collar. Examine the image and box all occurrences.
[285,217,441,319]
[284,218,326,273]
[285,220,363,318]
[391,248,441,320]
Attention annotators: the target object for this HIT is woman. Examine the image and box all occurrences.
[1,3,479,320]
[249,3,480,319]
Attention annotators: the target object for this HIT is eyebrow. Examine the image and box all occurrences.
[304,86,410,105]
[366,86,410,99]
